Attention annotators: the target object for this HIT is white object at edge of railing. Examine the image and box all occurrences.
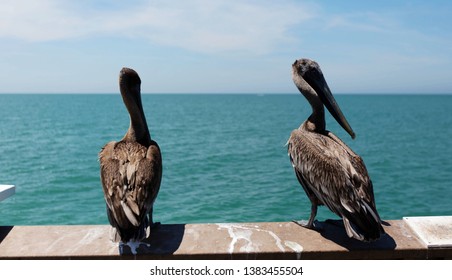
[0,185,15,202]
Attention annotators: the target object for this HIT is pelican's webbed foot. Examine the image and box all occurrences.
[292,219,323,231]
[293,219,312,228]
[293,203,321,230]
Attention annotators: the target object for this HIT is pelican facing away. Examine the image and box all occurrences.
[99,68,162,243]
[287,58,384,241]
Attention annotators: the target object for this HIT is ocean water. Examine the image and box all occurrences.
[0,94,451,226]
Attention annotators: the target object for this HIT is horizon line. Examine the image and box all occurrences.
[0,92,451,95]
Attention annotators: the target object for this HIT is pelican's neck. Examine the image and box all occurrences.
[122,94,151,146]
[293,73,326,133]
[305,99,326,133]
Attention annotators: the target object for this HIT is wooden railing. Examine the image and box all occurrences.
[0,217,451,259]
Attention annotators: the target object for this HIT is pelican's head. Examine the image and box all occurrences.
[119,67,141,96]
[118,67,148,125]
[292,58,321,78]
[119,67,144,111]
[292,58,355,139]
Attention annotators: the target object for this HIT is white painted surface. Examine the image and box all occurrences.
[216,223,304,255]
[0,185,15,202]
[404,216,452,248]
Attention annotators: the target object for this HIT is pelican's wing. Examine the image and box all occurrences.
[136,140,162,219]
[326,131,380,212]
[288,129,384,241]
[99,141,121,225]
[288,129,348,209]
[99,141,162,242]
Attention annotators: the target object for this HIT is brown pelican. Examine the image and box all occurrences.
[287,58,384,241]
[99,67,162,244]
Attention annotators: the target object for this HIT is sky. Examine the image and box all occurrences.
[1,0,452,94]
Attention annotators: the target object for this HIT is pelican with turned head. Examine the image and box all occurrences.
[99,67,162,244]
[287,58,384,241]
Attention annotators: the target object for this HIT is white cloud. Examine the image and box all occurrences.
[0,0,314,54]
[0,0,87,41]
[324,14,389,33]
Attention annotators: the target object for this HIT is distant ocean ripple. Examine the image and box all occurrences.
[0,94,451,225]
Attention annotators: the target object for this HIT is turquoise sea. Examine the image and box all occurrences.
[0,94,451,226]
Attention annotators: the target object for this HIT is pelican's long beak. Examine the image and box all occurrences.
[304,70,356,139]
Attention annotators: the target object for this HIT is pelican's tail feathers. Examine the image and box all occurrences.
[342,201,385,242]
[110,215,150,243]
[129,215,150,242]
